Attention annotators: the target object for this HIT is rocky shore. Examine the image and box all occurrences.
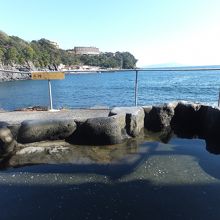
[0,62,58,82]
[1,101,220,166]
[0,69,31,82]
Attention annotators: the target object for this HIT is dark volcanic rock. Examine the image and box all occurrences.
[205,139,220,155]
[199,106,220,138]
[170,102,201,138]
[18,119,76,143]
[68,115,129,145]
[198,106,220,151]
[144,104,175,132]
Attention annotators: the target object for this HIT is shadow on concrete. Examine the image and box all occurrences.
[0,180,220,220]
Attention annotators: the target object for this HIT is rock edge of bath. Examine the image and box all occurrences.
[1,101,220,157]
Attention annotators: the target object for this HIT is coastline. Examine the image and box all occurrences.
[0,68,136,82]
[0,69,31,82]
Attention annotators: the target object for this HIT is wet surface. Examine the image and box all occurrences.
[1,134,220,219]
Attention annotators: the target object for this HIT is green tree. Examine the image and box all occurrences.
[0,47,5,63]
[23,46,35,62]
[120,52,137,69]
[5,47,18,64]
[0,31,9,46]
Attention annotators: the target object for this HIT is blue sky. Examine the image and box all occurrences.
[0,0,220,67]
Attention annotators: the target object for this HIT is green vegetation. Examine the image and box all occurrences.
[0,31,137,69]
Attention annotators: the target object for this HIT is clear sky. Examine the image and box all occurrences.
[0,0,220,67]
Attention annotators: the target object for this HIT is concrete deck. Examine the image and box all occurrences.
[0,109,110,124]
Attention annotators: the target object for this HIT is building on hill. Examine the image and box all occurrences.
[71,46,100,55]
[49,41,59,48]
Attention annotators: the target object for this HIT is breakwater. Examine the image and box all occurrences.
[1,102,220,163]
[0,69,31,82]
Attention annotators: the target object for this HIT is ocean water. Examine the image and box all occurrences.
[0,69,220,110]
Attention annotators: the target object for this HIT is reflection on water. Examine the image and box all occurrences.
[1,132,220,219]
[1,130,220,181]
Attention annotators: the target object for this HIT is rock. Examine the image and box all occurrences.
[0,126,17,157]
[14,106,48,111]
[202,106,220,155]
[170,102,201,137]
[143,106,152,127]
[0,121,9,128]
[8,141,72,167]
[198,106,220,145]
[7,124,21,139]
[16,145,69,155]
[7,139,144,168]
[68,115,129,145]
[109,107,145,137]
[48,64,57,71]
[18,119,77,143]
[0,69,31,82]
[144,104,175,132]
[205,139,220,155]
[144,127,173,144]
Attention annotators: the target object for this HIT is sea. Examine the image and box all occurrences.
[1,67,220,110]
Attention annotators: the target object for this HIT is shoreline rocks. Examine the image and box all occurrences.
[0,69,31,82]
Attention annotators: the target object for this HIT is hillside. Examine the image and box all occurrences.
[0,31,137,71]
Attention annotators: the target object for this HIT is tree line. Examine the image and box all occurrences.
[0,31,137,70]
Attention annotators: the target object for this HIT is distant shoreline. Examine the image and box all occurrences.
[0,68,137,82]
[2,65,220,82]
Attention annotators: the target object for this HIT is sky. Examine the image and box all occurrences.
[0,0,220,67]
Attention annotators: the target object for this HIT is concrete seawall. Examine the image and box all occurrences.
[0,69,31,82]
[1,102,220,162]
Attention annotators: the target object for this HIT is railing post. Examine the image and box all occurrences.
[135,70,138,106]
[48,79,53,110]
